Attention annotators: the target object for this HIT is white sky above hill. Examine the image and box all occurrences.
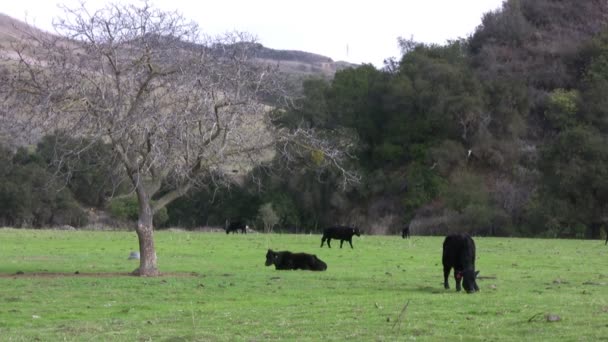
[3,0,505,67]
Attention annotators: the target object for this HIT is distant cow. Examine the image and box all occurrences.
[442,233,479,293]
[265,249,327,271]
[402,225,410,239]
[320,226,361,249]
[225,221,248,234]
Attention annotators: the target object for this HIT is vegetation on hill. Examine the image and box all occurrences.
[2,0,608,240]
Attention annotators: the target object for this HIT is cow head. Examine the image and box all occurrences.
[265,249,276,266]
[353,227,361,236]
[462,269,480,293]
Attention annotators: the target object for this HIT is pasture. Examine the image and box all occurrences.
[0,228,607,341]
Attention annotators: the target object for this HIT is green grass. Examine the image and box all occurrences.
[0,228,607,341]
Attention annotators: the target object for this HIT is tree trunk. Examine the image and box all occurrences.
[132,191,159,276]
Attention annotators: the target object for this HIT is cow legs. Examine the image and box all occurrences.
[339,240,344,248]
[455,272,462,292]
[348,239,354,249]
[321,238,331,248]
[443,266,451,289]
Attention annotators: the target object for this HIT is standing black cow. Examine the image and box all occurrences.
[225,221,248,234]
[320,226,361,249]
[265,249,327,271]
[402,225,410,239]
[442,233,479,293]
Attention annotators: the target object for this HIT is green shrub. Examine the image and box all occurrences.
[108,196,139,221]
[545,89,579,129]
[108,196,169,227]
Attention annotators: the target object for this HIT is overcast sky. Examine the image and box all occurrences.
[3,0,505,67]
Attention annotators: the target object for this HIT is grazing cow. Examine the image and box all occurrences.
[225,221,248,234]
[265,249,327,271]
[402,225,410,239]
[320,226,361,249]
[442,233,480,293]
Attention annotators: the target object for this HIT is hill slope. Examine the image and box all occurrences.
[0,13,355,78]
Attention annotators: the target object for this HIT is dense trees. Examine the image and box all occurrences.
[0,143,87,228]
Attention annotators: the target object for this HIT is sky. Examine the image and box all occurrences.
[3,0,506,67]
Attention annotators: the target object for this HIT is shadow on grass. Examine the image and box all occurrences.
[409,285,445,294]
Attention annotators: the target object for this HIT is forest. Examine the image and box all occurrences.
[2,0,608,239]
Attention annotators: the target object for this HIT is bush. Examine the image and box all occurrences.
[0,145,88,228]
[544,89,579,129]
[36,134,125,208]
[108,195,169,228]
[108,196,139,221]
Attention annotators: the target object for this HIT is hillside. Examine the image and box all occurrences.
[253,44,355,76]
[0,13,355,78]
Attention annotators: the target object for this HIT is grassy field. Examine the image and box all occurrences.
[0,228,607,341]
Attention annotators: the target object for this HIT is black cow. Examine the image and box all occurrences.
[442,233,479,293]
[265,249,327,271]
[320,226,361,249]
[402,225,410,239]
[225,221,248,234]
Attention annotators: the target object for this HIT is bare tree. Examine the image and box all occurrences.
[257,203,279,233]
[0,1,358,276]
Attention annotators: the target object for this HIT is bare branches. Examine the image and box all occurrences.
[274,126,361,190]
[1,1,359,213]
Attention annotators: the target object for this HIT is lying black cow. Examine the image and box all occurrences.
[402,225,410,239]
[225,221,248,234]
[320,226,361,249]
[265,249,327,271]
[442,233,479,293]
